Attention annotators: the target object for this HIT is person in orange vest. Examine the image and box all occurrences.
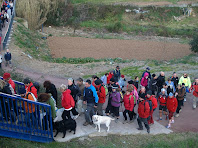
[146,90,158,125]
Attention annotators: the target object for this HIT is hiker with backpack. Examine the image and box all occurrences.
[166,92,178,129]
[107,71,114,85]
[23,78,38,98]
[158,88,168,120]
[137,94,150,134]
[92,75,99,88]
[189,78,198,109]
[43,80,58,104]
[110,84,121,122]
[95,79,106,116]
[141,72,149,91]
[146,90,158,125]
[122,87,135,124]
[175,84,185,117]
[128,84,138,119]
[19,87,37,128]
[113,66,121,82]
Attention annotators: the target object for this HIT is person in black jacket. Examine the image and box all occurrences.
[171,72,179,89]
[149,74,158,95]
[4,49,12,67]
[113,66,121,82]
[43,80,58,104]
[68,78,80,104]
[157,72,165,97]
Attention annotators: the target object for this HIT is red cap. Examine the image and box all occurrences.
[121,75,125,78]
[3,73,11,79]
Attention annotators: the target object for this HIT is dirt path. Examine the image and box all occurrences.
[48,36,191,61]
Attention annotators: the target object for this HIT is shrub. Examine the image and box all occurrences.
[106,21,122,33]
[190,33,198,53]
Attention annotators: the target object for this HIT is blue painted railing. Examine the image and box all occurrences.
[0,92,54,143]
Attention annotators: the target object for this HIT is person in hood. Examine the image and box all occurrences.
[149,74,158,95]
[190,78,198,109]
[166,92,178,129]
[95,79,106,116]
[178,73,191,102]
[158,88,168,120]
[60,84,79,120]
[141,72,149,90]
[141,67,151,80]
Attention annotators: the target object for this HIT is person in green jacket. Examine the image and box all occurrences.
[38,93,56,129]
[178,73,191,102]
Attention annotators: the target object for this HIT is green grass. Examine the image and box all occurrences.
[0,132,198,148]
[71,0,197,4]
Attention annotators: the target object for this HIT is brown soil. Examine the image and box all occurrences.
[48,36,191,61]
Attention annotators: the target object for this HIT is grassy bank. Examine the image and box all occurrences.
[0,132,198,148]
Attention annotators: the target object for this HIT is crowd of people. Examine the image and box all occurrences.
[0,65,198,135]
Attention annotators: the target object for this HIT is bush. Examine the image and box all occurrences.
[106,21,122,33]
[190,34,198,53]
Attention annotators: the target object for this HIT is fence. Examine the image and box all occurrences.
[0,92,54,143]
[2,0,16,50]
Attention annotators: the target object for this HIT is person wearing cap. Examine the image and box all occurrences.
[171,72,179,89]
[141,72,149,90]
[113,66,121,82]
[83,79,99,126]
[166,78,176,95]
[94,79,106,116]
[107,71,114,85]
[149,74,158,95]
[23,78,38,98]
[118,75,126,89]
[178,73,191,102]
[166,92,178,128]
[123,87,135,124]
[137,94,150,133]
[175,84,185,117]
[146,90,158,125]
[4,49,11,67]
[101,73,109,86]
[110,84,121,122]
[3,72,15,93]
[19,87,36,128]
[141,67,151,80]
[158,88,168,120]
[189,78,198,109]
[76,78,85,115]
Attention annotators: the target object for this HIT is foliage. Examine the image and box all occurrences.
[189,33,198,53]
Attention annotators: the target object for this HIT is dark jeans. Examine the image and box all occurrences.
[137,116,150,130]
[85,103,95,123]
[105,96,112,114]
[96,103,103,116]
[176,100,183,114]
[111,106,119,117]
[62,108,78,120]
[123,109,133,120]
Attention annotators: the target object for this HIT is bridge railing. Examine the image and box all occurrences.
[0,92,54,143]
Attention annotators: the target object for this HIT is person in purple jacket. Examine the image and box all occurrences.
[110,84,121,122]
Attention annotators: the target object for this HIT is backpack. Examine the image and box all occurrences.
[30,82,40,93]
[144,100,152,112]
[99,85,108,96]
[129,94,136,104]
[26,92,37,102]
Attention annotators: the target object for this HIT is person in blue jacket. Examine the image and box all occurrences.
[83,79,99,126]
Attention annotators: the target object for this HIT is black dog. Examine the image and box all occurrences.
[54,118,76,138]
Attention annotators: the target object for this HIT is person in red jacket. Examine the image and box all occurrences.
[23,78,38,98]
[137,94,150,133]
[190,78,198,109]
[158,88,168,120]
[107,71,114,85]
[3,73,15,93]
[166,92,178,128]
[92,75,98,88]
[123,88,134,124]
[146,90,158,124]
[60,84,79,120]
[95,79,106,116]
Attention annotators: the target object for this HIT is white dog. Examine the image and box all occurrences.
[92,115,114,132]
